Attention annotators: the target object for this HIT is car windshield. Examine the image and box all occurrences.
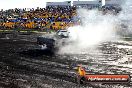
[56,30,69,38]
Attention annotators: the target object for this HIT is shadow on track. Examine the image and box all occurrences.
[19,48,55,57]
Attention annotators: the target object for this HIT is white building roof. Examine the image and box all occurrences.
[73,1,101,6]
[105,0,124,5]
[46,1,71,7]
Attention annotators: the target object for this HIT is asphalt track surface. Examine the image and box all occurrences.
[0,32,132,88]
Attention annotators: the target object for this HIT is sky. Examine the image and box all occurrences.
[0,0,93,10]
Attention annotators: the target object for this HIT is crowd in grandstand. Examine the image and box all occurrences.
[0,5,120,31]
[0,6,78,30]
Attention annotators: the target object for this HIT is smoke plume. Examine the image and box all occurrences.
[58,9,118,54]
[58,0,132,54]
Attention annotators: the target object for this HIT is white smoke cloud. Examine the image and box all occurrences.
[118,0,132,34]
[58,9,119,54]
[57,0,132,54]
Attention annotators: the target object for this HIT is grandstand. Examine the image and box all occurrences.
[0,0,123,31]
